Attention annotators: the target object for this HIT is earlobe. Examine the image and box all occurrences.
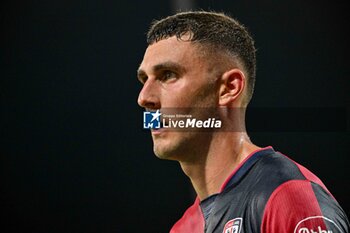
[218,69,245,106]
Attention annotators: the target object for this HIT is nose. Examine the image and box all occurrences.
[137,79,160,110]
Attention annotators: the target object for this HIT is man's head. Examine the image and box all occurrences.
[137,11,256,161]
[146,11,256,105]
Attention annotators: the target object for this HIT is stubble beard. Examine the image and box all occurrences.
[152,75,219,161]
[152,128,214,163]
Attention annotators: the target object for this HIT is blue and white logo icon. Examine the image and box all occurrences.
[143,110,162,129]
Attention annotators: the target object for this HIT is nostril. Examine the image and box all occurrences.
[138,94,159,110]
[144,103,159,112]
[142,102,158,111]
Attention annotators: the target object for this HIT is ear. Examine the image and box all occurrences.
[218,69,245,106]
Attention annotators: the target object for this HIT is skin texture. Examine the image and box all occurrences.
[138,36,219,161]
[137,36,260,200]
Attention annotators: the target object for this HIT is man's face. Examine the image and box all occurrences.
[137,36,219,161]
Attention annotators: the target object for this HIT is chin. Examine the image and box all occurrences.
[152,140,183,161]
[153,146,176,160]
[151,131,202,161]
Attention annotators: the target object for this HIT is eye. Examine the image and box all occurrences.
[138,75,147,85]
[160,70,177,82]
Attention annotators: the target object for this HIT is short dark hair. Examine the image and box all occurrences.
[147,11,256,104]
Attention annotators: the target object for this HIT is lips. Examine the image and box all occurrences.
[151,127,164,135]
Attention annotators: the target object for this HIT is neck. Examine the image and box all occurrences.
[179,132,260,200]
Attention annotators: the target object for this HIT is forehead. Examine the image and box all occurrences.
[139,37,204,71]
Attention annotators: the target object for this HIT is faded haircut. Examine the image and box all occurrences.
[146,11,257,104]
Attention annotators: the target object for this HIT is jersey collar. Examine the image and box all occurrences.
[220,146,275,192]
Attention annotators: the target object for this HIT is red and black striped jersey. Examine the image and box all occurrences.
[170,147,349,233]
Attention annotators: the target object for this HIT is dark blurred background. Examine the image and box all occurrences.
[1,0,349,232]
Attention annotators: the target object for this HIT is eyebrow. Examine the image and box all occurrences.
[137,61,186,78]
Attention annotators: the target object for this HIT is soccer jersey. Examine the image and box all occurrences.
[170,147,349,233]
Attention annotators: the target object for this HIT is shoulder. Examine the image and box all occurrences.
[261,178,349,233]
[258,152,350,233]
[251,150,327,190]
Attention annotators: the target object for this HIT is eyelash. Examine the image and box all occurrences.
[160,71,177,81]
[138,70,177,85]
[138,76,147,84]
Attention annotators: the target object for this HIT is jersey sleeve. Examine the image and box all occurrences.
[261,179,349,233]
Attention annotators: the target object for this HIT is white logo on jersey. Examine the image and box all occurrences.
[294,216,343,233]
[298,226,332,233]
[223,218,242,233]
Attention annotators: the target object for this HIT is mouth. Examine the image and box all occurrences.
[151,127,164,135]
[151,119,166,134]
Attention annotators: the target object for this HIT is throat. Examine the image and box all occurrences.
[179,135,261,200]
[180,153,242,200]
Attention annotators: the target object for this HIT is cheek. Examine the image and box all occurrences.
[192,82,219,106]
[161,78,218,107]
[160,83,191,107]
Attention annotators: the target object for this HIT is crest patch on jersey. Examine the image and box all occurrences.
[223,217,242,233]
